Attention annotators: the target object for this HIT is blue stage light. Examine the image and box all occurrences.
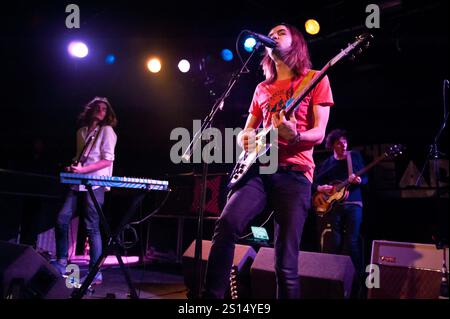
[244,37,257,52]
[221,49,233,61]
[105,54,116,64]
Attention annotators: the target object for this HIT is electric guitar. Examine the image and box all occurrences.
[228,33,373,189]
[64,129,98,171]
[71,134,95,167]
[312,144,404,216]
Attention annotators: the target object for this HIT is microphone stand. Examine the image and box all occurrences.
[182,42,262,299]
[435,80,449,299]
[416,80,449,298]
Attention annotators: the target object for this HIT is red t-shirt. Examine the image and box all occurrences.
[248,70,334,182]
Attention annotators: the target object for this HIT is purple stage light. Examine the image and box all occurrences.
[68,41,89,58]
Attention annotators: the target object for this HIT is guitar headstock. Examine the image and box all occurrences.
[350,33,373,60]
[330,33,373,66]
[385,144,405,158]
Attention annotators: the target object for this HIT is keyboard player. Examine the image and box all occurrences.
[51,96,117,286]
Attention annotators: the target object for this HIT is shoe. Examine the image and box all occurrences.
[50,260,67,275]
[80,271,103,285]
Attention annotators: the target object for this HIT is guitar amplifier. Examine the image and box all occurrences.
[368,240,449,299]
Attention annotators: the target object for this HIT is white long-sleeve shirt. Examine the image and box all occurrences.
[72,125,117,191]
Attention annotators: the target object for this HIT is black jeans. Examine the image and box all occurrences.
[316,203,363,277]
[203,170,311,299]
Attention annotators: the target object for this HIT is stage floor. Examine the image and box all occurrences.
[77,263,188,299]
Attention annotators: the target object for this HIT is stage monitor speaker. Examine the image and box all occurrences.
[0,241,71,299]
[182,240,257,298]
[368,240,449,299]
[250,247,355,299]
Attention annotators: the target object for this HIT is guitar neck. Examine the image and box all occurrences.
[285,64,330,118]
[335,153,387,190]
[355,155,386,176]
[285,34,372,118]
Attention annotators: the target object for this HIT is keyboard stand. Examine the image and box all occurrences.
[71,184,144,299]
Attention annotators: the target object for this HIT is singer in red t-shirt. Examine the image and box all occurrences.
[203,23,333,299]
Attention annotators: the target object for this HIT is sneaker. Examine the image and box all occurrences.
[50,260,67,275]
[80,271,103,285]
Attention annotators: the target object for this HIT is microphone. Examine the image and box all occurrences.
[246,31,277,48]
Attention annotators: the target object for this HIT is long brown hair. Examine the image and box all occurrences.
[261,23,312,84]
[78,97,117,128]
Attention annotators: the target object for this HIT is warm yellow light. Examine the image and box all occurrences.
[305,19,320,35]
[147,58,162,73]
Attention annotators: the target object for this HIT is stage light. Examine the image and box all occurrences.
[244,37,257,52]
[305,19,320,35]
[178,59,190,73]
[68,41,88,58]
[147,58,161,73]
[105,54,116,64]
[221,49,233,61]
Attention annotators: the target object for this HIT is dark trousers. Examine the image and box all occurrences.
[316,203,363,278]
[55,188,104,269]
[204,170,311,299]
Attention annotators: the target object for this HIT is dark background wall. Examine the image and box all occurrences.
[0,1,448,258]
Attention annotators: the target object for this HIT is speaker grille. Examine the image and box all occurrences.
[368,265,442,299]
[368,240,448,299]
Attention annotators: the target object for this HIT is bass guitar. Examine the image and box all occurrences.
[312,144,404,215]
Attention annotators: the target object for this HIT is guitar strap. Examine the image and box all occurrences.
[345,150,363,207]
[79,127,101,165]
[347,151,353,177]
[291,69,316,100]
